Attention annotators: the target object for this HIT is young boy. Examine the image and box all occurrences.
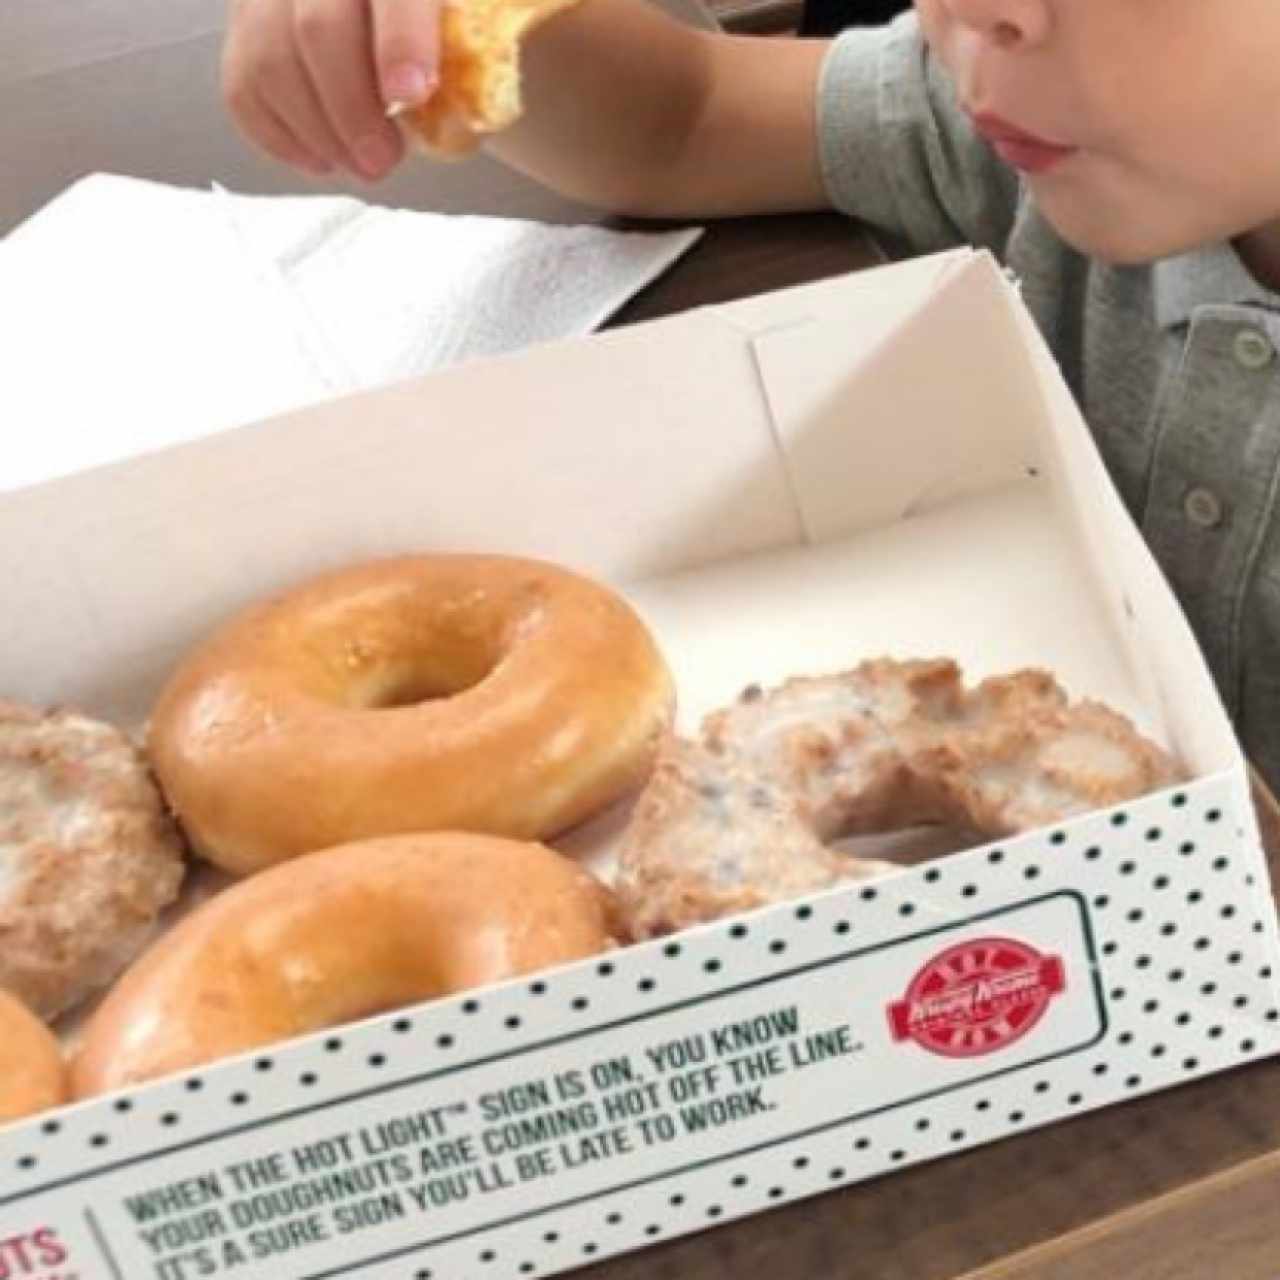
[221,0,1280,791]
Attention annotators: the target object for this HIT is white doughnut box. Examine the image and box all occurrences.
[2,247,1277,1280]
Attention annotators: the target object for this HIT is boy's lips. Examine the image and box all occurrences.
[968,111,1078,174]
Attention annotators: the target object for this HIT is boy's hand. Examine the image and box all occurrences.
[221,0,439,181]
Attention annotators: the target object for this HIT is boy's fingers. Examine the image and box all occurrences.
[369,0,442,109]
[242,92,335,176]
[293,0,405,178]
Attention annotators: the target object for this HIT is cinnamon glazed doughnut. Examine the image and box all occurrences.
[0,699,186,1019]
[71,833,618,1096]
[0,990,66,1124]
[149,554,674,875]
[617,658,1181,938]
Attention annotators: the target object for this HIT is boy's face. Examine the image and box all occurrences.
[914,0,1280,279]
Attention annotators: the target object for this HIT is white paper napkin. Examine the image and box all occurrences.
[0,174,702,493]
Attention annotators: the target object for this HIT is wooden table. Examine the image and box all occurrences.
[596,209,1280,1280]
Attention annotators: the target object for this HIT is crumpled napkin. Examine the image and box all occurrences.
[0,174,702,492]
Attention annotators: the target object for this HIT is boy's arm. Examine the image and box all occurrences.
[491,0,835,218]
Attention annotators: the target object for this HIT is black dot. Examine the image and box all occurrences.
[988,850,1005,865]
[792,1156,809,1169]
[962,885,978,898]
[300,1073,317,1086]
[891,1149,906,1161]
[606,1212,622,1225]
[1188,890,1203,903]
[1153,876,1170,890]
[829,1167,845,1180]
[231,1092,249,1105]
[704,959,722,974]
[729,924,748,939]
[437,1034,454,1049]
[325,1036,343,1052]
[1213,857,1229,871]
[1160,924,1177,937]
[1261,967,1273,979]
[1126,1075,1142,1088]
[646,1225,662,1236]
[1234,996,1250,1010]
[1201,982,1217,996]
[731,1174,748,1188]
[1267,1011,1279,1022]
[1145,827,1162,842]
[1168,969,1185,983]
[834,921,851,935]
[416,1270,432,1280]
[543,1231,560,1243]
[1019,863,1040,883]
[1111,812,1129,827]
[1135,955,1152,969]
[1195,938,1211,951]
[161,1112,179,1127]
[669,1194,685,1207]
[1111,988,1127,1001]
[1221,905,1237,919]
[1228,951,1243,965]
[185,1078,204,1093]
[915,1118,930,1131]
[1209,1026,1224,1039]
[1120,861,1137,875]
[505,1016,521,1029]
[1242,1039,1257,1053]
[707,1205,723,1218]
[1068,1093,1082,1106]
[1103,941,1119,956]
[528,982,547,996]
[1009,1112,1024,1124]
[1095,895,1111,909]
[582,1244,597,1256]
[1119,1032,1134,1046]
[1176,1013,1192,1026]
[1093,1063,1109,1076]
[90,1135,108,1148]
[1172,793,1188,807]
[1050,831,1067,846]
[1151,1044,1167,1058]
[769,940,787,954]
[1180,841,1196,856]
[462,999,480,1014]
[1207,809,1222,823]
[1127,909,1144,923]
[1183,1057,1199,1070]
[1085,846,1102,861]
[663,943,681,958]
[597,962,615,977]
[113,1100,132,1114]
[899,903,916,917]
[924,868,942,883]
[950,1129,965,1141]
[573,997,590,1010]
[975,1099,991,1112]
[40,1120,60,1135]
[368,1053,386,1067]
[860,886,878,901]
[795,904,813,921]
[17,1156,35,1170]
[520,1265,535,1275]
[480,1249,496,1263]
[254,1058,273,1072]
[854,1137,871,1150]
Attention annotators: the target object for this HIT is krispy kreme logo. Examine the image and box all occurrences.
[887,936,1065,1058]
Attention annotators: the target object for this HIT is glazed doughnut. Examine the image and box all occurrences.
[149,554,674,876]
[0,699,186,1019]
[71,832,618,1096]
[617,658,1181,938]
[0,991,66,1124]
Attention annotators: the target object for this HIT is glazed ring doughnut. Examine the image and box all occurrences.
[71,832,618,1096]
[617,658,1181,938]
[0,699,187,1019]
[149,554,674,876]
[0,990,66,1124]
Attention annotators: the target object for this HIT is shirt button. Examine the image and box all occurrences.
[1183,486,1224,529]
[1233,327,1274,370]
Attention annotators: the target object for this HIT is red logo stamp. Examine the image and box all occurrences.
[887,936,1066,1058]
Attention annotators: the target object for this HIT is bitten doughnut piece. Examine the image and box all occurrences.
[618,659,1180,937]
[0,699,186,1019]
[148,554,674,875]
[0,990,66,1124]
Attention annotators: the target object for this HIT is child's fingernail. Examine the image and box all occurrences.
[354,132,398,177]
[384,62,433,106]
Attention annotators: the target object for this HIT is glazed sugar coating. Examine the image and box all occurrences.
[0,699,187,1019]
[617,659,1181,938]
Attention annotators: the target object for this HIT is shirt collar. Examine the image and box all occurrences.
[1153,239,1280,330]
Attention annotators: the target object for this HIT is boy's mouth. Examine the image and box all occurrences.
[968,112,1079,174]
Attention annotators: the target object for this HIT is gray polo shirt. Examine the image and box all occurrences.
[818,13,1280,792]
